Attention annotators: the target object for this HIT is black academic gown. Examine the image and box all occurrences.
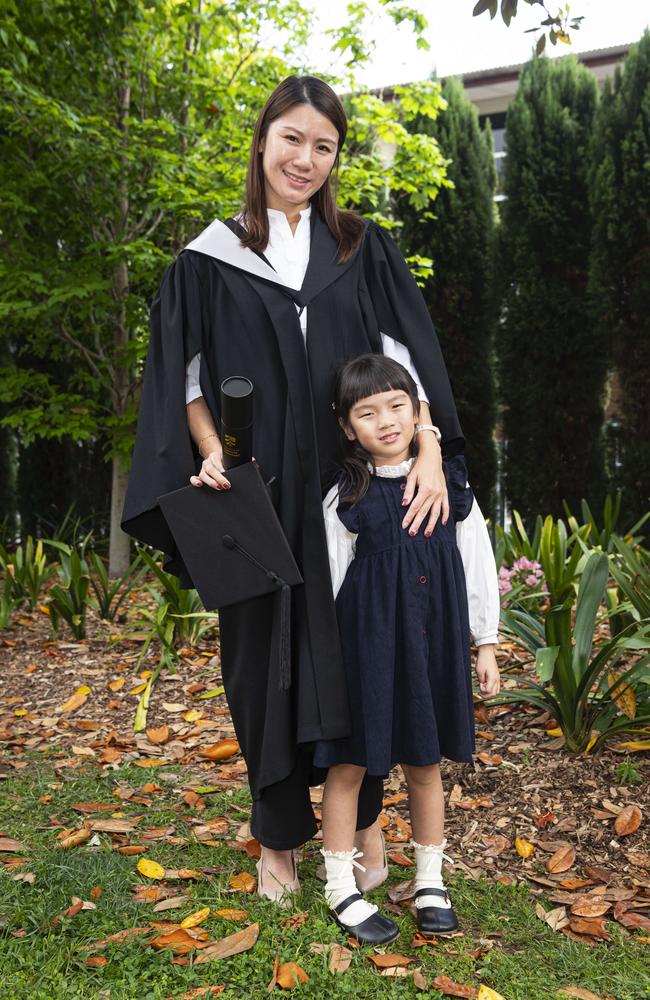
[122,208,464,800]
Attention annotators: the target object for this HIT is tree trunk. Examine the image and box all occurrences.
[109,453,131,576]
[108,73,132,578]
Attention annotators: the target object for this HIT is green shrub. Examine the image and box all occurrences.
[0,536,55,609]
[494,516,650,752]
[88,550,146,621]
[46,542,91,640]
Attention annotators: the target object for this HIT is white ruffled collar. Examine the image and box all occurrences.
[368,457,415,478]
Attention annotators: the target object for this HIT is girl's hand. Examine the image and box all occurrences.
[475,645,500,697]
[402,441,449,536]
[190,448,231,491]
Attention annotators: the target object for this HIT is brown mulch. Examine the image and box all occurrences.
[1,602,649,947]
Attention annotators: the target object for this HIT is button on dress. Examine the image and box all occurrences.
[313,458,476,776]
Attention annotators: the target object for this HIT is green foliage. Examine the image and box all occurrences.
[45,542,91,639]
[563,493,650,555]
[499,55,606,525]
[0,573,18,629]
[88,550,146,621]
[589,31,650,527]
[396,75,498,518]
[0,535,54,609]
[614,755,644,785]
[495,509,544,567]
[137,547,214,647]
[472,0,585,53]
[495,516,650,753]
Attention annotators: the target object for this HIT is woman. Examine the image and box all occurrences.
[122,75,465,903]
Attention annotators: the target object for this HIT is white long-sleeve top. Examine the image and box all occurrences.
[185,206,432,409]
[323,458,500,647]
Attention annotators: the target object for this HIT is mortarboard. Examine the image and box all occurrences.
[158,461,303,690]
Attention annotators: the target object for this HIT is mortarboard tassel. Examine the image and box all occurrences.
[222,534,292,690]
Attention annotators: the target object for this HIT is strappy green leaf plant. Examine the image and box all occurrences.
[493,516,650,753]
[0,536,55,609]
[137,548,213,647]
[88,551,146,621]
[46,543,91,640]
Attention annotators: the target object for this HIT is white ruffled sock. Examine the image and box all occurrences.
[411,838,454,910]
[322,848,378,926]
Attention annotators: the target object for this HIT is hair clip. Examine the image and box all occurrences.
[331,401,336,411]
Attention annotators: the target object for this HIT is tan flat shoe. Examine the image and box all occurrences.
[354,827,388,892]
[256,850,300,908]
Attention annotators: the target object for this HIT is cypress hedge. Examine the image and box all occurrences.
[498,55,606,524]
[589,31,650,524]
[398,76,498,520]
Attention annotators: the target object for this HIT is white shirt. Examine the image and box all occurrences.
[185,205,431,407]
[322,458,500,647]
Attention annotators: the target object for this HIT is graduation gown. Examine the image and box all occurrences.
[121,207,464,799]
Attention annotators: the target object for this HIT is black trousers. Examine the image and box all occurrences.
[251,749,384,851]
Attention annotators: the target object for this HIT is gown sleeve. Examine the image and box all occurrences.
[121,252,206,579]
[186,352,203,403]
[380,333,429,403]
[362,222,463,458]
[456,495,500,647]
[323,485,357,600]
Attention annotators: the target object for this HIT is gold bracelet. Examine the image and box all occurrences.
[197,432,218,455]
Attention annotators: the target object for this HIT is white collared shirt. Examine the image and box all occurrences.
[185,207,430,406]
[322,457,500,647]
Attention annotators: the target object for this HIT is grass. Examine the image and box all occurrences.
[0,758,648,1000]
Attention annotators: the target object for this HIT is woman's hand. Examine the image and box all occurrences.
[190,448,231,491]
[475,645,500,697]
[402,436,449,536]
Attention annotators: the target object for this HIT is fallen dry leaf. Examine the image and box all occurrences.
[60,685,91,714]
[388,878,416,902]
[569,916,611,940]
[430,973,478,998]
[108,678,125,692]
[328,943,352,974]
[557,988,603,1000]
[57,828,91,850]
[79,927,152,953]
[199,739,240,761]
[515,837,535,859]
[276,962,309,988]
[153,896,190,913]
[477,989,507,1000]
[117,845,147,856]
[570,899,611,918]
[0,837,28,853]
[214,909,249,921]
[88,819,135,834]
[367,954,414,969]
[85,955,108,968]
[547,845,576,873]
[229,872,256,893]
[181,908,211,929]
[137,857,166,879]
[150,928,208,956]
[193,922,259,963]
[147,725,170,745]
[614,805,642,837]
[535,902,569,931]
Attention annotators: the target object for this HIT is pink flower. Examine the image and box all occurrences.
[525,574,539,587]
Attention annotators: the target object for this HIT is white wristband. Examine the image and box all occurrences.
[415,423,442,443]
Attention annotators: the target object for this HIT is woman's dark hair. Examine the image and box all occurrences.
[241,75,365,263]
[334,354,421,506]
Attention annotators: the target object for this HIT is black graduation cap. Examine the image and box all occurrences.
[157,461,303,690]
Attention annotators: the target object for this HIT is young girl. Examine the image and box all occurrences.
[314,354,501,945]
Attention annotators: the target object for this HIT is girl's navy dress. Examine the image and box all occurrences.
[313,456,475,776]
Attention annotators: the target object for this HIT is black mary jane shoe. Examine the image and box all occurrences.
[414,887,459,936]
[331,892,399,946]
